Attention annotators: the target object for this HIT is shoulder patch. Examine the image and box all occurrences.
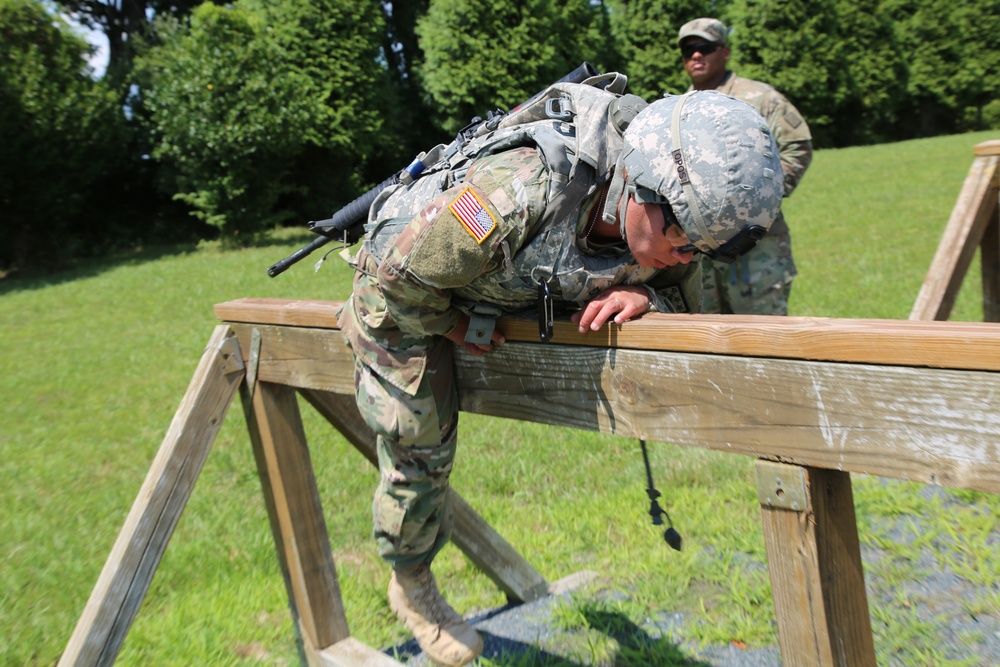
[450,187,497,244]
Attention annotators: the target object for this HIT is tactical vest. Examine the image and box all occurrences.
[360,74,688,315]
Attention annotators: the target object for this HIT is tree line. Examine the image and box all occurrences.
[2,0,997,273]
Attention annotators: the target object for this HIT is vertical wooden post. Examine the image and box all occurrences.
[58,326,244,667]
[242,381,350,658]
[756,461,876,667]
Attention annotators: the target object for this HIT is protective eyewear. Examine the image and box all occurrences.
[680,40,721,59]
[674,218,768,265]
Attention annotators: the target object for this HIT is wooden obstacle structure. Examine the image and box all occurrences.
[911,140,1000,321]
[59,141,1000,667]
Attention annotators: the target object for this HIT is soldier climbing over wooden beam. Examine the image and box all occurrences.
[331,74,782,665]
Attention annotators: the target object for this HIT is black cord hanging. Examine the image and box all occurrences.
[639,439,682,551]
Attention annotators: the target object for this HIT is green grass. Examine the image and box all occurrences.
[2,129,999,666]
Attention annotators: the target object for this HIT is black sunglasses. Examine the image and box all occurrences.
[675,224,768,264]
[680,40,721,59]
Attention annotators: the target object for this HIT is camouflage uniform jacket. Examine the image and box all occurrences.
[339,143,700,396]
[697,71,812,234]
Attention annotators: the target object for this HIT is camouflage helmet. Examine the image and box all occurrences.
[602,90,782,262]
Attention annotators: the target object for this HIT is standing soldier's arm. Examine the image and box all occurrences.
[760,90,813,198]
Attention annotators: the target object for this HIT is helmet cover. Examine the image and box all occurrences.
[616,91,782,256]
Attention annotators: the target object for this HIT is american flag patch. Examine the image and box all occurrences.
[449,187,496,244]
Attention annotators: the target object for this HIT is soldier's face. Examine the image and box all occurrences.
[624,196,695,268]
[681,38,729,89]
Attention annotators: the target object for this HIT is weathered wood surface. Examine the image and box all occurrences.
[758,463,875,667]
[299,389,550,603]
[974,139,1000,156]
[319,637,405,667]
[215,297,1000,372]
[59,326,245,667]
[222,318,1000,495]
[910,141,1000,321]
[459,344,1000,493]
[227,321,356,395]
[242,381,350,654]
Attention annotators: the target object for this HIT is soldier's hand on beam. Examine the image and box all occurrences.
[572,286,649,333]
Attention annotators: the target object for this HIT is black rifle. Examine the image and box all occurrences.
[267,62,600,277]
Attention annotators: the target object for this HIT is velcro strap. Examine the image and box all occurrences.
[464,304,504,345]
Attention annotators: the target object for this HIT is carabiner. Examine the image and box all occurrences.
[536,277,554,342]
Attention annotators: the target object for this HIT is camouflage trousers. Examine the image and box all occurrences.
[701,229,797,315]
[353,337,458,569]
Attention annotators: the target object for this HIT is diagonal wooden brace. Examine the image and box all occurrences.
[58,326,244,667]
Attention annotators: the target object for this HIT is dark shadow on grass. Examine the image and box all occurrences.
[579,606,712,666]
[386,630,589,666]
[384,600,713,666]
[0,242,201,295]
[0,228,321,296]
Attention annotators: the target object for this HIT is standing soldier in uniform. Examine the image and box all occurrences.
[338,79,783,666]
[677,17,813,315]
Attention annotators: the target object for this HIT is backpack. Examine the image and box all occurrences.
[363,72,646,273]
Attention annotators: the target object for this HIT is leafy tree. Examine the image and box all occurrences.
[834,0,908,143]
[953,0,1000,130]
[607,0,710,100]
[53,0,210,84]
[727,0,852,147]
[415,0,614,135]
[136,6,317,238]
[880,0,962,137]
[136,0,393,239]
[378,0,441,166]
[249,0,398,221]
[0,0,124,272]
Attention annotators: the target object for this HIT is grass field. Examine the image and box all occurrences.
[1,129,998,666]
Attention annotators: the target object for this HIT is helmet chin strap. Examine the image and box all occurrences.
[601,163,633,238]
[617,190,630,239]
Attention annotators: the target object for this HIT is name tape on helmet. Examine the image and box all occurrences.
[671,149,690,185]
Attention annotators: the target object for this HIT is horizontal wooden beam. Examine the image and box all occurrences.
[223,320,1000,495]
[216,298,1000,372]
[975,140,1000,156]
[456,341,1000,495]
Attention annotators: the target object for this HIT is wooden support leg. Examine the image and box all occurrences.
[242,381,350,661]
[755,461,876,667]
[981,214,1000,322]
[299,388,550,603]
[910,148,999,321]
[58,326,244,667]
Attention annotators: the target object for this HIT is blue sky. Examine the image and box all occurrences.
[66,16,109,78]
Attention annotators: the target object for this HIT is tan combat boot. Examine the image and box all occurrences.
[388,563,483,666]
